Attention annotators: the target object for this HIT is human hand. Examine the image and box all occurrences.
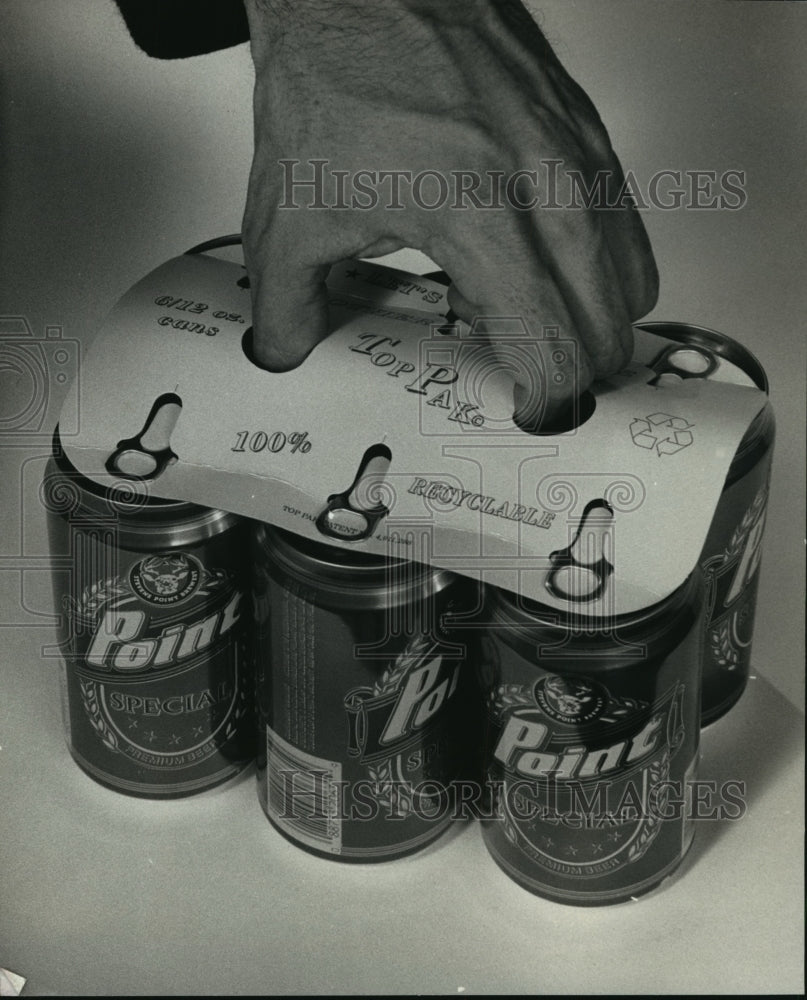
[242,0,658,425]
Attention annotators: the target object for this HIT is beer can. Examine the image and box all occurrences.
[479,572,703,906]
[252,524,478,862]
[44,430,255,797]
[640,321,775,724]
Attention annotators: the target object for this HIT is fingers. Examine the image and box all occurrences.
[525,198,636,379]
[485,0,659,324]
[240,0,660,408]
[554,100,660,323]
[242,135,413,370]
[595,176,660,321]
[241,212,331,371]
[242,193,413,370]
[440,160,638,390]
[546,67,660,324]
[440,225,598,428]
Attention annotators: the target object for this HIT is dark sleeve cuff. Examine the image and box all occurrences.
[114,0,250,59]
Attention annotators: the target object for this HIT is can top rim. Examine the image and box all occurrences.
[48,429,239,535]
[486,571,698,636]
[636,320,768,392]
[256,523,456,598]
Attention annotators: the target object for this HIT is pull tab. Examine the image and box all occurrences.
[316,444,392,542]
[106,393,182,480]
[650,344,717,382]
[546,499,614,602]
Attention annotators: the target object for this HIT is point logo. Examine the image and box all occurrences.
[534,674,607,724]
[130,554,201,606]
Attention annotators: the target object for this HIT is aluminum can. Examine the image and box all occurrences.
[44,431,255,797]
[479,572,703,906]
[640,321,775,724]
[253,524,479,862]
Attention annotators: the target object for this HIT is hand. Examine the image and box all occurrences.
[242,0,658,425]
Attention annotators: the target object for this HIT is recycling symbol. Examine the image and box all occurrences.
[629,412,694,455]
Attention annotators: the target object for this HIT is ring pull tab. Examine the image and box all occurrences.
[546,499,614,602]
[106,393,182,480]
[650,344,717,384]
[315,444,392,542]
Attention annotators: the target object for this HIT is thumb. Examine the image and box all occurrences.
[242,211,331,372]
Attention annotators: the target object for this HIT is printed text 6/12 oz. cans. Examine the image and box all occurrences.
[479,572,703,906]
[44,431,255,797]
[253,524,478,861]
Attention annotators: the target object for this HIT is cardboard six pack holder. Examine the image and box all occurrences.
[58,248,769,617]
